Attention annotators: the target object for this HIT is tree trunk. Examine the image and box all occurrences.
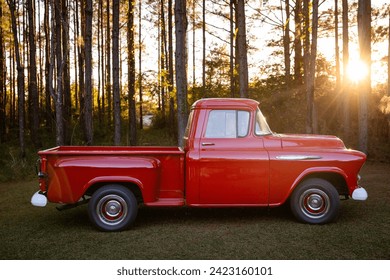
[138,0,143,130]
[160,0,167,121]
[174,0,188,147]
[0,1,5,143]
[27,0,41,148]
[387,4,390,97]
[8,0,26,157]
[84,0,93,145]
[235,0,249,98]
[192,0,196,94]
[168,0,175,133]
[202,0,206,97]
[113,0,121,145]
[387,4,390,141]
[294,0,303,84]
[99,0,105,120]
[44,0,52,130]
[128,0,137,146]
[77,0,86,142]
[342,0,350,143]
[54,0,64,146]
[62,0,71,144]
[304,0,319,134]
[106,0,112,128]
[357,0,371,154]
[335,0,341,92]
[230,0,237,97]
[283,0,291,86]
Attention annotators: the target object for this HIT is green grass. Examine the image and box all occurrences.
[0,162,389,260]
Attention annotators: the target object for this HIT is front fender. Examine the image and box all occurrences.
[287,166,348,196]
[269,166,349,206]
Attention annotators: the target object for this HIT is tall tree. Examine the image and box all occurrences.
[113,0,121,145]
[106,0,112,127]
[27,0,40,148]
[0,0,5,143]
[54,0,65,146]
[168,0,175,132]
[76,0,86,143]
[175,0,188,146]
[235,0,249,98]
[303,0,319,134]
[283,0,291,86]
[84,0,93,145]
[62,0,71,144]
[342,0,350,143]
[294,0,303,84]
[44,0,52,130]
[128,0,137,145]
[202,0,206,97]
[357,0,371,154]
[229,0,236,97]
[8,0,26,156]
[160,0,167,121]
[387,4,390,140]
[334,0,340,92]
[138,0,143,129]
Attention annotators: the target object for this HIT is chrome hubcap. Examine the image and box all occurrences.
[97,194,128,226]
[299,188,330,219]
[105,200,122,217]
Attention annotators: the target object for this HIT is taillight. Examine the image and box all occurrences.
[37,157,48,191]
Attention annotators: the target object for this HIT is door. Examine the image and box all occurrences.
[198,109,269,205]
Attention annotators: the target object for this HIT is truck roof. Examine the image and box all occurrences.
[191,98,259,110]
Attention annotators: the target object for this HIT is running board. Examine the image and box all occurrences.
[144,198,185,207]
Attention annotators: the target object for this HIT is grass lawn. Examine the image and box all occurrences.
[0,161,389,260]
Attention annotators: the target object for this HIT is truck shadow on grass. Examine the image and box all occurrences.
[52,203,295,231]
[131,204,294,229]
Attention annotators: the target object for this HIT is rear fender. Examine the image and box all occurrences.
[83,176,144,203]
[47,156,161,204]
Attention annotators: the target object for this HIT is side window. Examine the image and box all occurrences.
[205,110,250,138]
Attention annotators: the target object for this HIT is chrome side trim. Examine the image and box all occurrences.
[276,155,322,160]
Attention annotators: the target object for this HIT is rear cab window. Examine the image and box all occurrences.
[204,110,250,138]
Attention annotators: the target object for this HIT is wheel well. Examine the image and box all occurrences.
[85,182,144,204]
[299,172,349,195]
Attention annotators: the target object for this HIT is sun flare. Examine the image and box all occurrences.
[346,59,369,83]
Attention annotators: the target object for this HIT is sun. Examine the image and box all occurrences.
[346,59,369,83]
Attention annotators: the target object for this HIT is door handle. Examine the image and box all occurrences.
[202,142,215,146]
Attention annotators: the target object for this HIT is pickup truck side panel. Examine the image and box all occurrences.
[39,146,185,205]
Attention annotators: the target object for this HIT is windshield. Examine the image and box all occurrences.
[255,108,272,136]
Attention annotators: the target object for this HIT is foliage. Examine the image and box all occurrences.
[0,144,36,182]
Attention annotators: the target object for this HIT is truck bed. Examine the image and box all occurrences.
[39,146,185,206]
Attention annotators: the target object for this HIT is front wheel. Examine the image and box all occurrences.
[290,178,340,224]
[88,184,138,231]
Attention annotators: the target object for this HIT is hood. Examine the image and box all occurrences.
[279,134,346,149]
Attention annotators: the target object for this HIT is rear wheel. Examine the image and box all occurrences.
[88,184,138,231]
[290,178,340,224]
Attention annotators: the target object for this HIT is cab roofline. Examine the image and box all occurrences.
[191,98,259,110]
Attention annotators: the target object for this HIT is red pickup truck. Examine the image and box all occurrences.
[31,98,367,231]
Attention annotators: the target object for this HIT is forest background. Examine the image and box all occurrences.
[0,0,389,182]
